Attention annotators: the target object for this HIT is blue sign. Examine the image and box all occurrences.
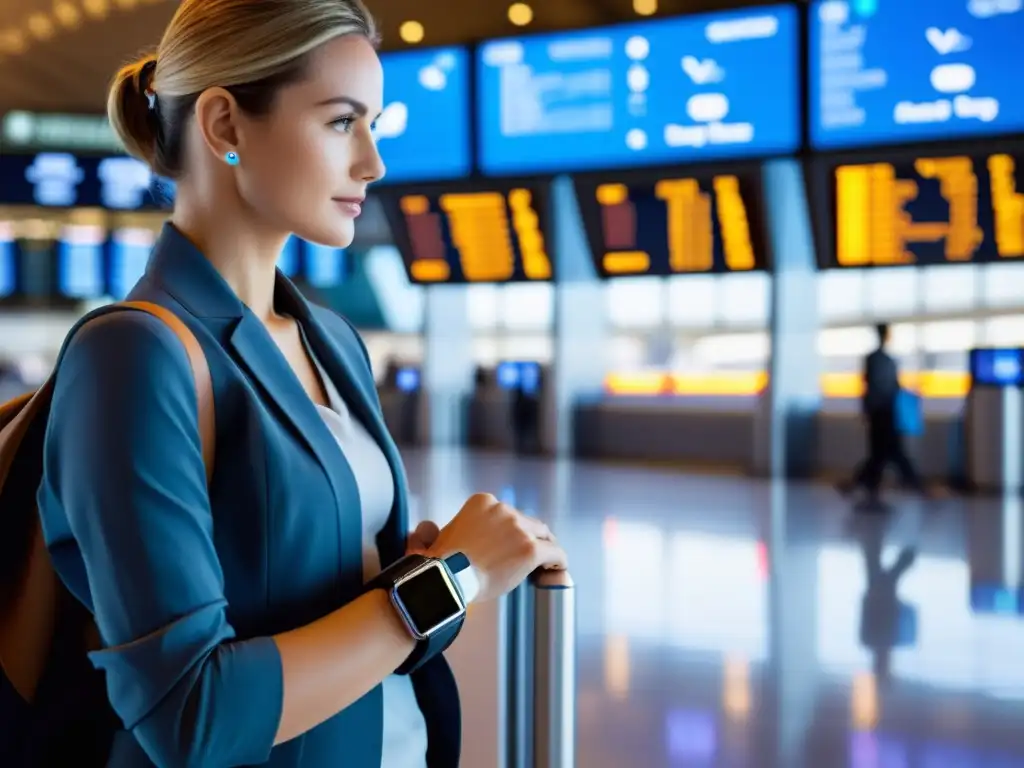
[377,47,472,183]
[810,0,1024,149]
[0,152,169,210]
[476,5,800,175]
[970,347,1024,386]
[0,235,13,298]
[304,243,346,288]
[57,225,105,299]
[108,228,155,300]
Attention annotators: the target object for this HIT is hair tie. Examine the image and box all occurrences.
[141,59,158,112]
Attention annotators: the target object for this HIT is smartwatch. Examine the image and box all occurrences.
[367,554,469,675]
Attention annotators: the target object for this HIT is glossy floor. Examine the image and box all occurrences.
[402,448,1024,768]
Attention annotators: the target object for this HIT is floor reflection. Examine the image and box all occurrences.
[401,448,1024,767]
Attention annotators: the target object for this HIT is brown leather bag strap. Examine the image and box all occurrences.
[118,301,216,482]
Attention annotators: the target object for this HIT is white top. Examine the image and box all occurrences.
[302,336,477,768]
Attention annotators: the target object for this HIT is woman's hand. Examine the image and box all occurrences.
[422,493,568,603]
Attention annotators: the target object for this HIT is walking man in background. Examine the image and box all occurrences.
[838,323,928,505]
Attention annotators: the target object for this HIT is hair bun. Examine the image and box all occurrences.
[107,54,161,171]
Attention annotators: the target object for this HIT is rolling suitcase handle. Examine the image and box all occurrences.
[501,569,576,768]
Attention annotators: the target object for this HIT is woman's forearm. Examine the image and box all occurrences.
[272,588,416,745]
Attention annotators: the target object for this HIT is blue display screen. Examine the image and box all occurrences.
[396,367,420,393]
[0,233,13,298]
[304,242,346,288]
[810,0,1024,149]
[278,236,301,278]
[0,153,170,210]
[108,228,154,300]
[377,47,472,183]
[970,347,1024,386]
[57,225,105,298]
[476,5,800,175]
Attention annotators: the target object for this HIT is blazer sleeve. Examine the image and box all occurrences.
[39,313,284,768]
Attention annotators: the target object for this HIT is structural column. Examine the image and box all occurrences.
[545,175,607,457]
[419,284,474,446]
[755,159,822,478]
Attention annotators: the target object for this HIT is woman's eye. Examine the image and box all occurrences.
[330,116,357,133]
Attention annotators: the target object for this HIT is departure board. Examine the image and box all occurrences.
[476,5,800,175]
[377,47,472,183]
[828,153,1024,267]
[0,152,171,210]
[379,184,553,283]
[810,0,1024,149]
[575,171,766,276]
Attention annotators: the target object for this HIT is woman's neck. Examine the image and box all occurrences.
[171,194,287,323]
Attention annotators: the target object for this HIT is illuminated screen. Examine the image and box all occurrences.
[107,228,154,300]
[0,152,170,210]
[810,0,1024,149]
[379,184,554,284]
[57,225,105,299]
[377,47,471,183]
[278,236,301,278]
[575,171,767,277]
[828,153,1024,267]
[476,5,800,175]
[970,347,1024,386]
[0,226,13,297]
[303,242,347,288]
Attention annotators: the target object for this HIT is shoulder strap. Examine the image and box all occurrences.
[0,301,215,704]
[118,301,215,481]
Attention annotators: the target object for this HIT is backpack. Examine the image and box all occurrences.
[0,301,215,766]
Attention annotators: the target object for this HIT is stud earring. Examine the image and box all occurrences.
[225,151,240,166]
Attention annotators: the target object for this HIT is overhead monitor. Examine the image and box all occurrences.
[378,182,554,284]
[57,224,106,299]
[809,0,1024,149]
[574,168,768,277]
[823,152,1024,268]
[0,152,171,210]
[476,5,800,175]
[377,47,472,183]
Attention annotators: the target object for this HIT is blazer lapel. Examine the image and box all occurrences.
[297,309,411,564]
[228,311,351,509]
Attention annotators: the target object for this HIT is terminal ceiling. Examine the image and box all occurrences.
[0,0,794,114]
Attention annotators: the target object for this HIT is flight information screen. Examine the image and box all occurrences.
[379,183,554,284]
[0,224,14,298]
[0,152,170,210]
[575,170,767,277]
[810,0,1024,149]
[57,224,105,299]
[377,47,472,183]
[476,5,800,175]
[827,152,1024,267]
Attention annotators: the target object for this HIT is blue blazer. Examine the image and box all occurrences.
[36,224,461,767]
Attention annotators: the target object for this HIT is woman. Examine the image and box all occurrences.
[36,0,568,766]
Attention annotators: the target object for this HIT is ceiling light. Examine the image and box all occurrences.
[633,0,657,16]
[27,13,56,40]
[399,20,424,44]
[508,3,533,26]
[53,2,81,28]
[0,29,27,55]
[82,0,110,19]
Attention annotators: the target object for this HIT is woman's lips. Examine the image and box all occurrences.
[333,198,363,217]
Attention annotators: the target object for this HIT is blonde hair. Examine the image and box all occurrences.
[107,0,378,178]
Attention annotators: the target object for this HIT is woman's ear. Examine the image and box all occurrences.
[193,87,241,163]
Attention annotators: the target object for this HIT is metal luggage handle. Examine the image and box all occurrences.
[501,569,576,768]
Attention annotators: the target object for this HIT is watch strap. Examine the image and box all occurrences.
[366,553,471,676]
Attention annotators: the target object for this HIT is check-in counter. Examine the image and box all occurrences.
[379,366,421,446]
[573,395,758,469]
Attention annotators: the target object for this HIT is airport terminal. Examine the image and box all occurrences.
[3,0,1024,765]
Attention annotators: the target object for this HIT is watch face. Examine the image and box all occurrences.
[395,562,464,637]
